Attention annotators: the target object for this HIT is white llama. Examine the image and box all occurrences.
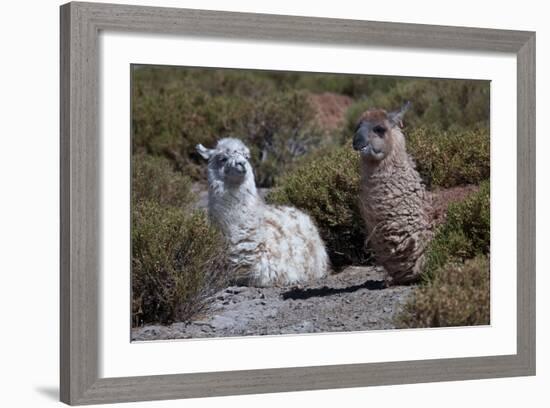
[196,138,329,287]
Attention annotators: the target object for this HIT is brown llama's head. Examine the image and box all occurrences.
[352,101,411,162]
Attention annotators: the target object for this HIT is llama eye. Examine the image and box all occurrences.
[373,125,386,135]
[219,157,228,163]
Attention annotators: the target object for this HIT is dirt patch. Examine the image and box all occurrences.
[131,265,413,341]
[430,184,480,226]
[308,92,353,131]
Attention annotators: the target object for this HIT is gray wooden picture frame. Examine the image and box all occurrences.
[60,1,536,405]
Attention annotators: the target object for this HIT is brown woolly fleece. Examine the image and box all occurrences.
[359,127,433,284]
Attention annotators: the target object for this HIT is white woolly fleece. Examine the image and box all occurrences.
[202,138,329,287]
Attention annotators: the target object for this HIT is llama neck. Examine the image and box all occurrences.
[207,175,263,237]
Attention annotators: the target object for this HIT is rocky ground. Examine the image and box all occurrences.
[132,265,414,341]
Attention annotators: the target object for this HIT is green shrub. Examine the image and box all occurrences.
[266,147,371,268]
[131,201,229,326]
[132,154,194,207]
[344,78,490,134]
[395,180,490,328]
[423,180,490,282]
[243,90,330,187]
[396,255,490,328]
[132,66,278,98]
[132,83,245,180]
[132,67,334,187]
[407,126,490,188]
[289,73,400,98]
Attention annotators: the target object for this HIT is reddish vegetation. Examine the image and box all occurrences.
[308,92,353,130]
[430,184,480,226]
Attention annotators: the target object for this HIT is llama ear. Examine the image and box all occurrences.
[196,144,213,160]
[389,101,411,128]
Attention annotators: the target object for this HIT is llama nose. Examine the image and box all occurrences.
[226,160,246,175]
[235,162,246,173]
[353,133,366,151]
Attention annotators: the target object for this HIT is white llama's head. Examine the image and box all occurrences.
[196,138,254,186]
[352,101,411,162]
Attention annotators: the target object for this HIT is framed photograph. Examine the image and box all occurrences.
[60,1,535,405]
